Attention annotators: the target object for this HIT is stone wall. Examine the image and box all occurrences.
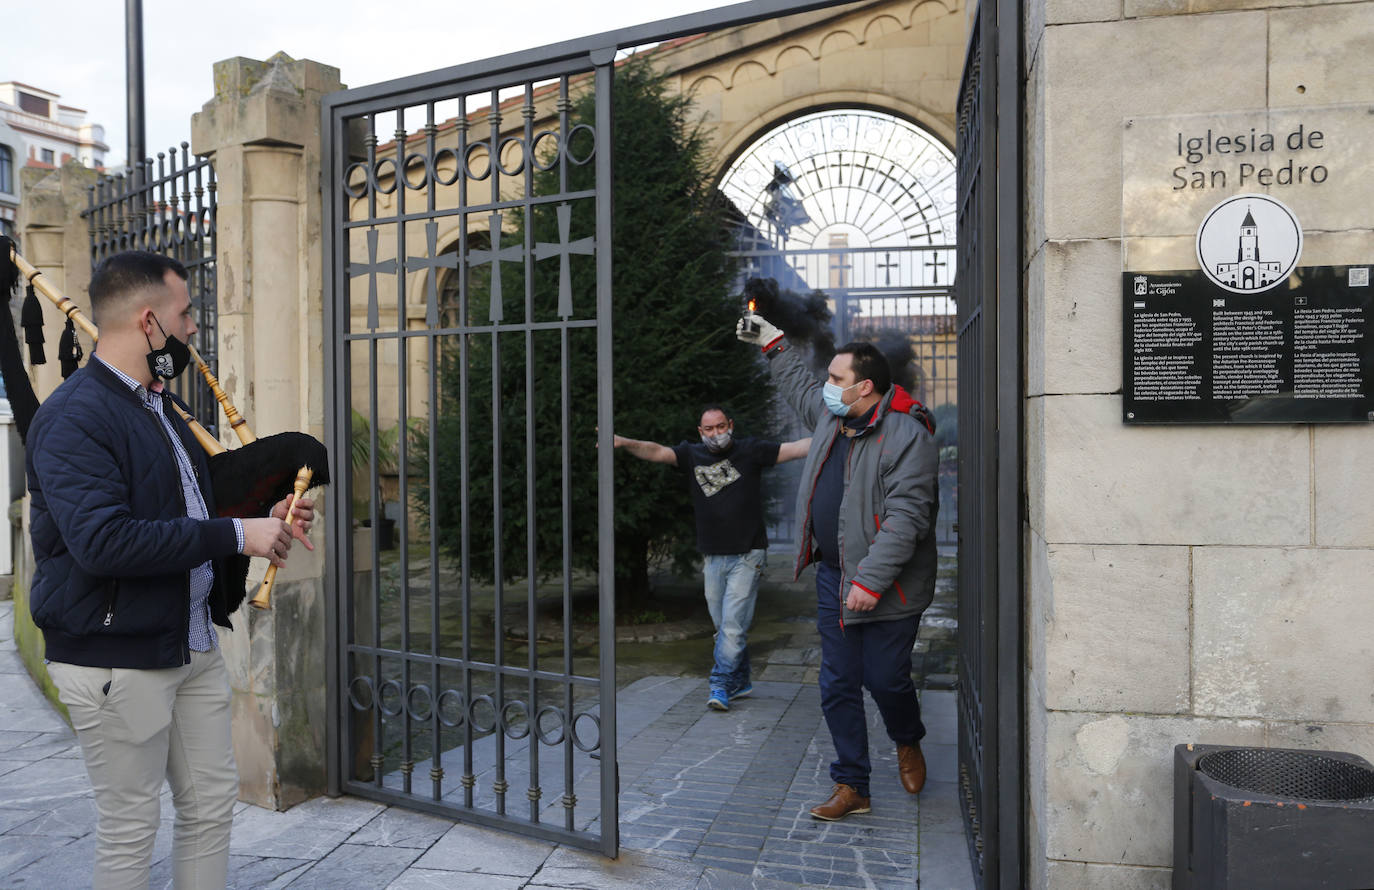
[1025,2,1374,887]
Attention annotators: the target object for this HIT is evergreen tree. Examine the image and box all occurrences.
[423,56,772,597]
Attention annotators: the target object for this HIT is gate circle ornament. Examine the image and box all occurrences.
[372,158,399,195]
[464,143,492,181]
[468,694,498,733]
[436,689,466,727]
[1196,193,1303,295]
[403,152,431,190]
[347,676,375,711]
[432,147,462,186]
[499,701,531,740]
[497,136,527,176]
[531,131,562,172]
[343,161,371,198]
[405,684,434,722]
[533,706,566,746]
[378,679,404,717]
[564,124,596,166]
[570,711,601,752]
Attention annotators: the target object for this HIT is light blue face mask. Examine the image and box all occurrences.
[701,431,733,452]
[823,381,859,417]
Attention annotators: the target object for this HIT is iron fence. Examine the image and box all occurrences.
[83,144,218,432]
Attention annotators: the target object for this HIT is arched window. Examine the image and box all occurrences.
[719,108,959,410]
[718,109,956,253]
[0,145,13,195]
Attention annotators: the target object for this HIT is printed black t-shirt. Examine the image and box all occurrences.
[671,436,781,555]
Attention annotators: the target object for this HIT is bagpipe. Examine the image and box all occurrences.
[0,236,330,612]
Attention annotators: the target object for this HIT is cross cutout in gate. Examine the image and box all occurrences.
[925,252,947,284]
[350,228,397,330]
[468,213,523,323]
[879,252,899,286]
[533,203,595,318]
[408,222,459,327]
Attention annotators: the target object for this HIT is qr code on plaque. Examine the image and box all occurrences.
[1351,267,1371,287]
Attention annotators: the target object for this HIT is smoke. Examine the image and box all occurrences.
[743,277,834,373]
[743,276,920,394]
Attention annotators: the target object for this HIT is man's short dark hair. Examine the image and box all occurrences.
[699,404,733,424]
[836,342,892,395]
[89,250,188,323]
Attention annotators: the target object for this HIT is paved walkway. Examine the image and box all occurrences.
[0,600,974,889]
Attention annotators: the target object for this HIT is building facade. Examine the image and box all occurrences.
[0,82,108,171]
[0,117,22,239]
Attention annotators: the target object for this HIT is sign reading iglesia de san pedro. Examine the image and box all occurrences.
[1120,106,1374,424]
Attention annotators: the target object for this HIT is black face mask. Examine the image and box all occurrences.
[145,313,191,381]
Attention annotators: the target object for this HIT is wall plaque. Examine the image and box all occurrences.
[1121,106,1374,424]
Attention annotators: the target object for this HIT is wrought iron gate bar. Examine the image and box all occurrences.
[344,319,599,342]
[339,189,601,230]
[424,98,445,802]
[340,648,597,682]
[325,0,855,113]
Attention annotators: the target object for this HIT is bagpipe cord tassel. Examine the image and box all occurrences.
[21,282,45,365]
[59,316,82,378]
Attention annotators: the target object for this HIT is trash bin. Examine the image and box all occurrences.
[1173,744,1374,890]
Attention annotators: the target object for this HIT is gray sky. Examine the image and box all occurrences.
[9,0,728,168]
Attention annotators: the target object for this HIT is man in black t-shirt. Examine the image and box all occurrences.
[614,405,809,711]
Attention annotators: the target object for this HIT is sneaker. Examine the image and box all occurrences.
[728,683,753,701]
[707,689,729,711]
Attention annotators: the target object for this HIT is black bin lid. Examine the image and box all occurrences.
[1199,748,1374,802]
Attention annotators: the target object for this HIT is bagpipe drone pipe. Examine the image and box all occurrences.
[0,236,330,612]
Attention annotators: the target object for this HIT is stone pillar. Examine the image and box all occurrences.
[192,53,342,810]
[1024,2,1374,887]
[12,161,99,705]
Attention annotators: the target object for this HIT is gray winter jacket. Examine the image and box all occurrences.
[769,339,939,625]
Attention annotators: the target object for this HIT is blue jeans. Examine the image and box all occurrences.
[702,548,766,694]
[815,561,925,798]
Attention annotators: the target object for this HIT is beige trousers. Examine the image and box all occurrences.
[49,648,238,890]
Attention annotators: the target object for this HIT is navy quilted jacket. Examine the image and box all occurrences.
[26,358,239,669]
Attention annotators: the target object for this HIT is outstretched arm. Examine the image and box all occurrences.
[776,437,812,463]
[613,435,678,465]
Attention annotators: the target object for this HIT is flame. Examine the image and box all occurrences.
[747,299,756,312]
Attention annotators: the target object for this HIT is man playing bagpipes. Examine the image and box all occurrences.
[1,246,328,890]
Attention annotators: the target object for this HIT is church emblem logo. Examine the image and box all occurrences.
[1196,193,1302,295]
[695,459,741,498]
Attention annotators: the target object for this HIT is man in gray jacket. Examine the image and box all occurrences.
[738,311,938,821]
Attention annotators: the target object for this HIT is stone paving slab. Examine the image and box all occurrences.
[0,599,973,889]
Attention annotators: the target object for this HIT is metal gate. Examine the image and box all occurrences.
[954,1,1024,887]
[320,1,857,855]
[321,50,620,854]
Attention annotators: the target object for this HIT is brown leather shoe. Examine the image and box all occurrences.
[809,783,871,821]
[897,743,927,794]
